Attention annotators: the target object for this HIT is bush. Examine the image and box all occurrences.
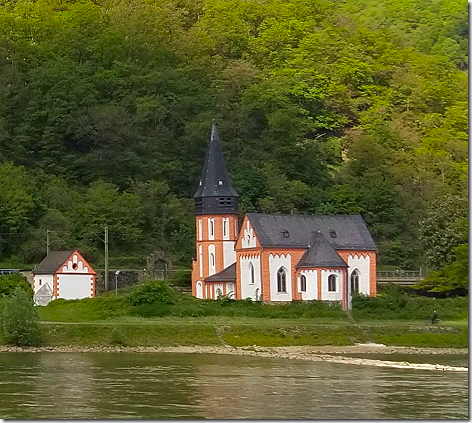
[1,287,41,346]
[352,289,468,321]
[128,280,177,306]
[0,273,32,297]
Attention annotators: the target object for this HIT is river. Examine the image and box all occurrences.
[0,352,468,419]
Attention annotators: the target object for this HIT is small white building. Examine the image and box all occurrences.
[32,250,96,305]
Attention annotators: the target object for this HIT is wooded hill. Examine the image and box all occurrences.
[0,0,467,279]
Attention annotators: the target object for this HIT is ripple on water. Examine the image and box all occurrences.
[0,352,467,419]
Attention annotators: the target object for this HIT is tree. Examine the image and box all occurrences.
[1,287,41,346]
[414,243,468,292]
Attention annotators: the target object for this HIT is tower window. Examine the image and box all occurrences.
[195,198,203,208]
[218,197,233,207]
[330,230,337,238]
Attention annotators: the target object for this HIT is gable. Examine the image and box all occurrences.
[246,213,376,251]
[34,250,95,275]
[296,232,348,268]
[58,251,96,274]
[235,215,261,250]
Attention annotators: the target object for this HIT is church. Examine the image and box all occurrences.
[191,121,377,310]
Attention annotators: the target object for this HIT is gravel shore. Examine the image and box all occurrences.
[0,344,467,372]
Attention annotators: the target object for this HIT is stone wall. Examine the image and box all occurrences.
[95,270,145,294]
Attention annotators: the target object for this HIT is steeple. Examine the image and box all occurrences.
[194,120,238,215]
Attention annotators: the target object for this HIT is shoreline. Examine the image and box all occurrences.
[0,344,467,372]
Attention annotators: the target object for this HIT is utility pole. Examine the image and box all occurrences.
[46,229,51,256]
[104,226,109,291]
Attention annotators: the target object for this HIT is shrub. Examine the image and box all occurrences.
[128,280,177,307]
[1,287,41,346]
[0,273,32,297]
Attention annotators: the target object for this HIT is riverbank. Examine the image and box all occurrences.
[23,318,467,349]
[0,344,467,372]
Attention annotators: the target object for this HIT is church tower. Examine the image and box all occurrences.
[191,121,239,299]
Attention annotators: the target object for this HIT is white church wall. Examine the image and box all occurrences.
[57,274,93,300]
[215,283,224,298]
[226,282,235,298]
[33,275,53,294]
[321,269,343,301]
[299,269,317,300]
[347,254,370,295]
[269,253,292,302]
[240,255,261,300]
[223,241,236,268]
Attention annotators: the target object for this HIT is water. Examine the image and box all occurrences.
[0,352,468,419]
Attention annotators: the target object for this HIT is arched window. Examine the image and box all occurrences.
[196,281,203,299]
[216,288,222,298]
[300,274,306,292]
[249,262,255,285]
[277,267,287,293]
[208,218,214,240]
[351,270,360,294]
[328,275,337,292]
[223,217,229,239]
[210,253,215,267]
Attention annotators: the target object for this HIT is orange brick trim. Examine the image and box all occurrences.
[91,275,96,297]
[53,274,59,299]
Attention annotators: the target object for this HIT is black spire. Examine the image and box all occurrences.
[194,120,238,215]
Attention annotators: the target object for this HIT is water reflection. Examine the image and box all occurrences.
[0,352,468,419]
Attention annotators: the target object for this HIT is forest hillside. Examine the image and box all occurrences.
[0,0,467,275]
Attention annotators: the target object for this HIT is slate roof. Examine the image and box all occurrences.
[33,250,75,275]
[194,121,238,199]
[297,232,348,268]
[205,262,236,282]
[246,213,376,250]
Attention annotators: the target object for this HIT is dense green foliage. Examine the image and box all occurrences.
[0,287,41,346]
[0,0,467,274]
[413,243,468,292]
[0,273,32,296]
[352,287,468,320]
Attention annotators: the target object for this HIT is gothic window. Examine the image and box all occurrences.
[249,262,255,285]
[210,253,215,267]
[198,219,202,241]
[328,275,337,292]
[351,270,360,294]
[300,274,306,292]
[277,267,287,293]
[208,218,214,240]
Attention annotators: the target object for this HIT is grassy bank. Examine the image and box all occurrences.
[4,318,464,349]
[1,280,468,349]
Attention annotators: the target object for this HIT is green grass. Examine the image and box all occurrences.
[27,281,468,349]
[40,323,221,347]
[367,325,468,348]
